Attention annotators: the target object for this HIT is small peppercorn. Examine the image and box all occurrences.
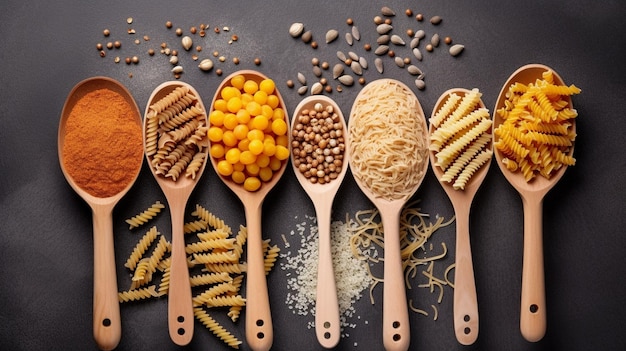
[388,50,395,58]
[175,28,183,36]
[405,9,413,16]
[148,48,155,56]
[215,68,223,76]
[286,80,295,88]
[125,57,131,64]
[233,57,240,64]
[106,42,113,49]
[311,41,318,49]
[254,57,262,65]
[444,36,452,45]
[103,29,110,37]
[131,56,139,64]
[416,13,424,21]
[347,18,354,25]
[166,21,173,29]
[114,41,121,49]
[190,26,197,34]
[99,50,106,57]
[96,43,103,50]
[364,43,371,51]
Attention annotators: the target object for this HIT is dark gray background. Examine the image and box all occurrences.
[1,0,624,350]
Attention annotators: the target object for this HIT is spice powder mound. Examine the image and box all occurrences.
[62,88,143,198]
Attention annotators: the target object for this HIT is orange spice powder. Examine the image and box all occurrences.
[62,88,143,198]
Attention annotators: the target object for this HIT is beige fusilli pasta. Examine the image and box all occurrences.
[124,226,159,271]
[193,307,242,349]
[125,201,165,229]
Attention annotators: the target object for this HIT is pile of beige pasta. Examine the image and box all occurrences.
[120,201,280,349]
[429,88,493,190]
[145,85,208,181]
[495,70,581,181]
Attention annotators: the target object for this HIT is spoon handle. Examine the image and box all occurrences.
[244,203,273,351]
[91,205,121,351]
[520,194,547,342]
[452,205,479,345]
[314,202,341,349]
[382,212,410,351]
[168,204,194,345]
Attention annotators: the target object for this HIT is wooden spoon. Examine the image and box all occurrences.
[290,95,349,349]
[493,64,576,342]
[58,77,143,351]
[347,79,429,351]
[429,88,492,345]
[209,70,290,351]
[144,81,209,345]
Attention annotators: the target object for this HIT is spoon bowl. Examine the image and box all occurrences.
[429,88,493,345]
[348,79,429,351]
[144,81,209,345]
[58,76,143,350]
[493,64,576,342]
[290,95,349,348]
[209,70,290,351]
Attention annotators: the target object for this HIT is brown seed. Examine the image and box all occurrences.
[364,43,371,51]
[346,18,354,25]
[445,36,452,45]
[171,50,178,56]
[301,30,312,43]
[125,57,131,64]
[321,61,329,70]
[388,50,395,57]
[254,57,262,65]
[426,44,433,52]
[190,26,197,34]
[403,57,411,65]
[143,35,150,41]
[103,29,110,37]
[325,85,333,93]
[233,57,240,64]
[231,34,238,41]
[216,68,223,76]
[148,48,155,56]
[106,42,113,49]
[175,28,183,36]
[196,45,202,52]
[132,56,139,64]
[406,29,414,37]
[114,56,120,63]
[286,80,295,88]
[96,43,103,50]
[214,27,220,33]
[199,30,206,37]
[99,50,106,57]
[166,21,173,28]
[358,77,366,85]
[312,57,320,66]
[384,18,392,25]
[405,9,413,16]
[336,85,343,92]
[320,77,328,85]
[416,13,424,21]
[430,16,442,25]
[114,41,121,48]
[374,16,383,25]
[311,41,318,49]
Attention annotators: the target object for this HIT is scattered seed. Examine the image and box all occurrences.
[333,63,344,79]
[449,44,465,57]
[312,57,320,66]
[311,82,323,95]
[336,85,343,92]
[430,16,442,25]
[415,78,425,90]
[286,80,295,88]
[325,85,333,93]
[338,75,354,86]
[416,13,424,21]
[175,28,183,36]
[106,42,113,49]
[297,72,307,85]
[233,57,240,64]
[337,51,347,62]
[374,58,383,73]
[364,43,372,51]
[348,51,359,61]
[345,32,353,46]
[410,37,420,49]
[377,35,390,45]
[182,36,192,50]
[254,57,262,65]
[358,77,366,85]
[301,30,313,43]
[198,58,213,71]
[351,25,360,41]
[311,41,318,49]
[219,56,226,62]
[415,29,425,39]
[190,26,197,34]
[374,45,389,56]
[326,29,339,43]
[431,33,440,47]
[320,77,328,85]
[114,56,120,63]
[171,65,183,73]
[381,6,396,16]
[390,34,406,46]
[99,50,106,57]
[406,29,415,38]
[405,9,413,16]
[125,57,131,64]
[350,60,363,75]
[359,56,368,69]
[426,44,433,52]
[407,65,422,76]
[215,68,222,76]
[134,39,140,45]
[313,65,322,77]
[445,36,452,45]
[298,85,309,95]
[321,61,329,70]
[388,50,395,57]
[166,21,173,29]
[376,23,393,35]
[103,29,110,37]
[169,56,178,65]
[344,58,353,66]
[346,18,354,25]
[403,57,411,65]
[96,43,103,50]
[412,48,423,61]
[373,16,383,25]
[126,17,133,24]
[143,35,150,41]
[394,57,405,68]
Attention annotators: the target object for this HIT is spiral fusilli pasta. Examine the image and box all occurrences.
[125,201,165,229]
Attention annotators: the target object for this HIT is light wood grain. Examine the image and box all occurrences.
[58,77,143,350]
[429,88,491,345]
[493,64,575,342]
[144,81,210,346]
[290,95,349,349]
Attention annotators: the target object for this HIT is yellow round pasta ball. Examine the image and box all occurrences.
[207,126,224,142]
[246,163,260,176]
[213,99,228,113]
[276,135,289,147]
[243,176,262,191]
[239,150,257,165]
[233,124,249,140]
[236,109,251,124]
[241,93,254,106]
[216,160,234,176]
[271,119,288,136]
[259,167,273,182]
[247,129,265,141]
[263,140,276,156]
[256,154,271,168]
[269,156,282,171]
[233,162,245,172]
[227,97,243,113]
[223,113,239,130]
[248,139,264,155]
[243,80,259,95]
[221,86,241,100]
[232,170,246,184]
[261,105,274,120]
[274,145,289,160]
[272,107,285,121]
[259,79,276,95]
[230,75,246,90]
[210,144,225,159]
[238,138,251,151]
[222,130,238,147]
[225,147,241,164]
[209,110,225,126]
[253,90,268,105]
[251,115,269,131]
[266,94,280,109]
[246,101,262,116]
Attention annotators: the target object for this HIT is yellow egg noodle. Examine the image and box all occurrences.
[118,203,280,349]
[348,80,428,201]
[125,201,165,229]
[349,201,455,315]
[429,88,493,190]
[495,69,581,181]
[146,86,208,181]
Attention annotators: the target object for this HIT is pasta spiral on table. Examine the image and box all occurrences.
[125,201,165,229]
